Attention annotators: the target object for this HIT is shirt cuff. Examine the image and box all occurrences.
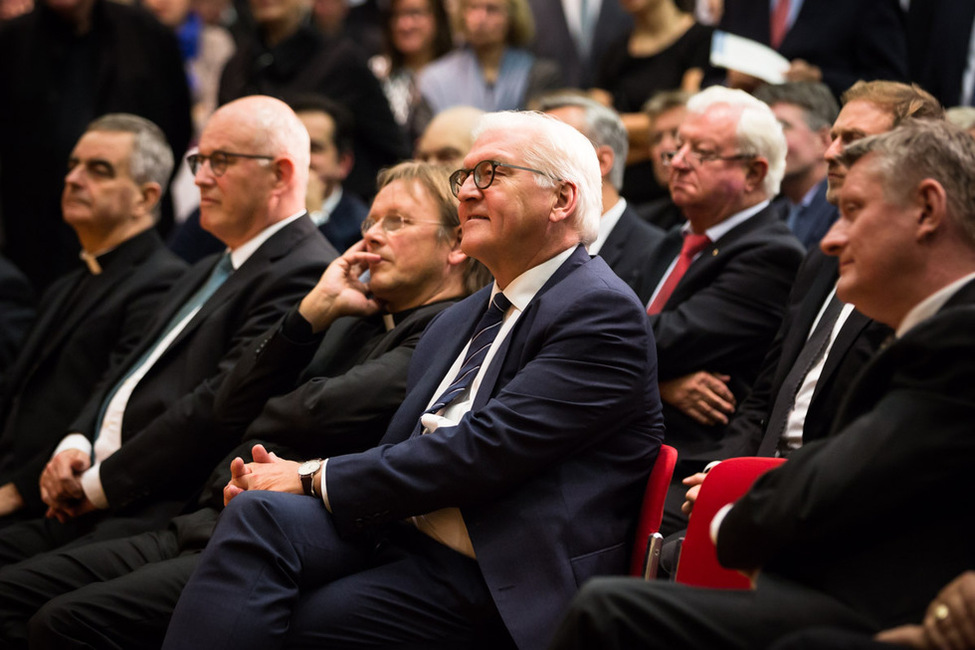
[53,433,92,459]
[710,503,734,546]
[320,458,330,511]
[80,464,110,510]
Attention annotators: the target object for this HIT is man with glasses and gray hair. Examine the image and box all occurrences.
[161,110,663,650]
[635,86,804,536]
[537,93,664,294]
[0,96,335,568]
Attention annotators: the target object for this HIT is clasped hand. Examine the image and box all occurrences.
[39,448,96,522]
[223,444,302,506]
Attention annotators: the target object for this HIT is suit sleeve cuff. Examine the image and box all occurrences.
[80,464,110,509]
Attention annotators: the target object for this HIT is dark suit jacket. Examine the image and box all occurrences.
[598,204,665,295]
[218,25,409,200]
[719,279,975,630]
[0,256,34,387]
[319,190,369,253]
[67,216,335,515]
[639,204,805,466]
[526,0,632,88]
[0,230,186,510]
[716,0,909,97]
[907,0,975,107]
[326,247,664,650]
[718,248,891,459]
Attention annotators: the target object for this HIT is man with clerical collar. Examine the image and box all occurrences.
[0,114,187,525]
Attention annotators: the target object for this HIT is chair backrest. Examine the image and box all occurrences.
[629,444,678,578]
[673,456,786,589]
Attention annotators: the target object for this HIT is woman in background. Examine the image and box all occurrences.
[369,0,453,144]
[418,0,561,113]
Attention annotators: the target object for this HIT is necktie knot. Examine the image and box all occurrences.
[681,233,711,258]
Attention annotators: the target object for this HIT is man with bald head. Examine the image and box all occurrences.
[414,105,485,166]
[162,110,662,650]
[0,95,336,565]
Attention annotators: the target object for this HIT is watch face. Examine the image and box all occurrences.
[298,459,322,476]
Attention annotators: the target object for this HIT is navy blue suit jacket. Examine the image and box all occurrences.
[326,246,664,649]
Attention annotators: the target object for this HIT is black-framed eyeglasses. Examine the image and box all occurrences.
[660,144,756,168]
[449,159,557,197]
[360,214,444,236]
[186,151,275,177]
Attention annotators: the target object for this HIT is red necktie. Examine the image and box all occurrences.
[770,0,791,49]
[647,233,711,315]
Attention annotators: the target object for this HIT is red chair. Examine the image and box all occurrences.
[629,444,678,579]
[673,456,785,589]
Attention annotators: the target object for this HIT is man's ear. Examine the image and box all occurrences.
[744,157,769,193]
[915,178,948,241]
[134,182,162,219]
[595,144,615,180]
[338,151,354,181]
[446,225,468,267]
[549,180,579,224]
[272,156,296,189]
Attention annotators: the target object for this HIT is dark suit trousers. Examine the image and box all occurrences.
[163,491,512,650]
[548,574,875,650]
[0,526,194,649]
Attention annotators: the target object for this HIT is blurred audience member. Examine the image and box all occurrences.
[0,0,192,292]
[143,0,235,137]
[218,0,409,199]
[418,0,562,113]
[714,0,909,98]
[525,0,632,88]
[414,105,485,167]
[369,0,453,144]
[906,0,975,109]
[0,115,187,525]
[539,93,664,293]
[295,95,371,251]
[754,81,838,249]
[593,0,711,206]
[636,89,690,229]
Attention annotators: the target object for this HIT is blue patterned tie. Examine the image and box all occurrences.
[426,292,511,415]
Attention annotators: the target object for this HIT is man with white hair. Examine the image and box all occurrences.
[0,95,336,565]
[635,87,804,536]
[162,110,664,650]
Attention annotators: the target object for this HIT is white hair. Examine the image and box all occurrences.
[687,86,787,197]
[473,111,602,244]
